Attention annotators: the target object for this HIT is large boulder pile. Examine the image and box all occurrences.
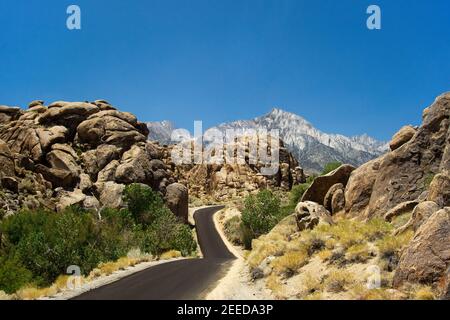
[161,137,305,201]
[0,100,183,220]
[293,92,449,297]
[344,92,449,219]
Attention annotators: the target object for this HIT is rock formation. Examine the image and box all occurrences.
[161,138,305,201]
[290,92,449,295]
[0,100,182,219]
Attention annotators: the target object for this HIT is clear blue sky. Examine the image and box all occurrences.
[0,0,449,140]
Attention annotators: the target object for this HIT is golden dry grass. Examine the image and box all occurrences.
[324,269,355,293]
[271,250,309,276]
[317,249,333,262]
[376,231,414,259]
[345,244,372,263]
[160,250,182,260]
[413,286,435,300]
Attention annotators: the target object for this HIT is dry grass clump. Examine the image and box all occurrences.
[317,249,333,262]
[314,218,392,249]
[247,236,288,268]
[266,273,284,298]
[324,269,355,293]
[301,272,324,296]
[412,286,435,300]
[345,244,372,263]
[16,285,58,300]
[271,250,309,277]
[160,250,182,260]
[376,231,414,259]
[352,286,396,300]
[0,290,13,300]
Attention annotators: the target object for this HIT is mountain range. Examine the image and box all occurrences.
[146,108,388,173]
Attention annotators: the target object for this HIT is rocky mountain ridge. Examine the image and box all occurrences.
[146,108,388,173]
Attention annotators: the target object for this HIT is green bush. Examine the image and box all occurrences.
[123,184,167,226]
[0,183,197,293]
[141,208,196,256]
[224,216,243,246]
[241,190,282,243]
[0,255,33,294]
[321,161,342,176]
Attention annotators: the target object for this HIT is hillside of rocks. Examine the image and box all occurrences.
[0,100,189,221]
[291,92,449,297]
[160,137,305,201]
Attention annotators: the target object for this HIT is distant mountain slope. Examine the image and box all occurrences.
[145,121,175,145]
[146,109,388,173]
[213,109,388,173]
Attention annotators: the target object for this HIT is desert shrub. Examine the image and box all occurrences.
[321,161,342,176]
[413,286,435,300]
[123,184,167,226]
[0,256,33,294]
[0,183,197,295]
[241,223,254,250]
[376,231,414,260]
[271,250,309,277]
[160,250,182,260]
[241,190,282,242]
[317,249,333,261]
[325,269,355,293]
[224,216,243,245]
[141,208,196,256]
[345,244,372,263]
[302,272,324,296]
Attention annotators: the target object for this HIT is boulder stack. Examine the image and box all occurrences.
[0,100,182,218]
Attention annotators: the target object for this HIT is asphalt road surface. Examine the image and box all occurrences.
[73,205,235,300]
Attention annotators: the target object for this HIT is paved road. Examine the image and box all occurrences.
[73,206,235,300]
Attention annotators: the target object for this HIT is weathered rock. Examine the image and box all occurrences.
[384,201,419,222]
[35,164,78,188]
[81,144,121,178]
[115,144,153,185]
[427,173,450,207]
[389,125,417,151]
[345,93,450,218]
[46,144,81,178]
[97,181,125,209]
[79,173,93,192]
[165,183,188,222]
[0,139,15,176]
[395,201,440,235]
[83,196,100,211]
[1,176,19,193]
[39,102,99,134]
[28,100,44,108]
[393,207,450,287]
[77,111,146,148]
[56,189,86,212]
[36,126,67,150]
[97,160,120,183]
[0,105,21,123]
[301,164,355,204]
[323,183,344,212]
[331,189,345,214]
[295,201,334,231]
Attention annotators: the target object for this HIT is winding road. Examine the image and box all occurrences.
[73,206,235,300]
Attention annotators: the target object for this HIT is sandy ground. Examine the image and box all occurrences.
[206,207,274,300]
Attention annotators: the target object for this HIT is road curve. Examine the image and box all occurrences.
[73,206,235,300]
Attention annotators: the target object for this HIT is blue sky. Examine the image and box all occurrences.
[0,0,449,140]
